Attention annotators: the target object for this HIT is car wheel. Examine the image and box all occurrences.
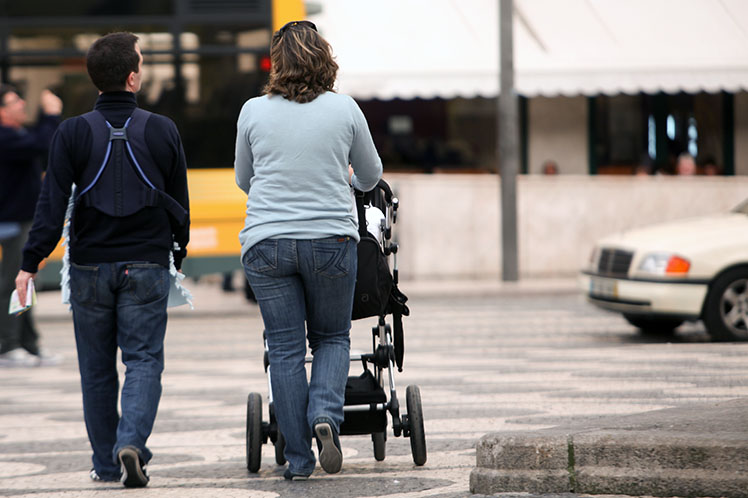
[703,268,748,341]
[623,314,682,336]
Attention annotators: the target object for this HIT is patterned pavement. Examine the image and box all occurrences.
[2,278,748,497]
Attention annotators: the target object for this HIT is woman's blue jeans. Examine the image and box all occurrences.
[70,261,169,480]
[243,237,356,475]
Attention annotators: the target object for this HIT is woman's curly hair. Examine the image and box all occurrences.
[263,22,338,103]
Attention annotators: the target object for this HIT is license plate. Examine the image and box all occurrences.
[589,277,617,298]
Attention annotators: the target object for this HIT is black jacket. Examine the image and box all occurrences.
[0,114,60,222]
[22,92,190,272]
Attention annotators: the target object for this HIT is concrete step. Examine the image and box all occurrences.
[470,398,748,498]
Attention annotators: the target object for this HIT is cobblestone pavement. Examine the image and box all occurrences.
[2,279,748,497]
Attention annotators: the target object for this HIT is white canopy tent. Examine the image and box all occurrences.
[309,0,748,99]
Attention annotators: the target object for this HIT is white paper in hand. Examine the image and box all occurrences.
[8,279,37,315]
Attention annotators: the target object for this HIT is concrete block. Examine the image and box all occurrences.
[469,467,571,495]
[576,466,748,498]
[471,400,748,497]
[573,432,748,471]
[475,432,569,470]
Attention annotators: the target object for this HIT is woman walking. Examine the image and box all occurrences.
[234,20,382,479]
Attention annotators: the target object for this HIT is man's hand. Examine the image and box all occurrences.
[39,89,62,116]
[15,271,36,308]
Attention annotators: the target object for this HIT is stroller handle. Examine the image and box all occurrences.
[354,179,393,204]
[376,179,393,203]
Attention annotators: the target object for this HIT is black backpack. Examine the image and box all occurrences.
[76,108,187,226]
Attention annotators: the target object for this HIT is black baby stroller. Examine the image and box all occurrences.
[245,179,426,472]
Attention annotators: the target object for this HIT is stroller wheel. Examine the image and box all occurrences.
[274,431,286,465]
[406,385,427,466]
[372,432,386,461]
[246,392,263,473]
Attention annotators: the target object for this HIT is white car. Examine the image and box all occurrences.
[579,199,748,341]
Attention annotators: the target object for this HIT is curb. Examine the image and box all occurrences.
[470,398,748,498]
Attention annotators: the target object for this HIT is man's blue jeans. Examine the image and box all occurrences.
[243,237,356,475]
[70,261,169,480]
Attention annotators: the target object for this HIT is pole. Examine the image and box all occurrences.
[0,22,8,84]
[498,0,519,281]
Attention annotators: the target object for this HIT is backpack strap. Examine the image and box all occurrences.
[355,189,368,239]
[144,189,189,226]
[78,110,114,197]
[122,108,157,189]
[124,109,189,226]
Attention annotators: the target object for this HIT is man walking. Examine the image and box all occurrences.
[0,85,62,366]
[15,32,190,487]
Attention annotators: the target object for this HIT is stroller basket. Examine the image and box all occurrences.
[341,370,387,436]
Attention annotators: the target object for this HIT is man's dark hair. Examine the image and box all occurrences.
[0,84,18,106]
[86,32,140,92]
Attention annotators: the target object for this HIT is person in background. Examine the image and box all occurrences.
[675,152,697,176]
[701,155,721,176]
[0,85,62,367]
[15,32,190,487]
[234,20,382,480]
[634,164,652,176]
[541,159,559,175]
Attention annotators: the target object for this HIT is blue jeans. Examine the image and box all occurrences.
[243,237,356,475]
[70,261,169,480]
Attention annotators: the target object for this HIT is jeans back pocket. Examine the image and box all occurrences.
[311,237,352,279]
[243,240,278,273]
[126,263,168,304]
[70,263,99,305]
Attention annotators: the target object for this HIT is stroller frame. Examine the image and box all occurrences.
[245,179,426,472]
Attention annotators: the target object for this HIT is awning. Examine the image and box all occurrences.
[309,0,748,99]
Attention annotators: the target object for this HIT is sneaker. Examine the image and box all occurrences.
[314,420,342,474]
[89,469,119,482]
[283,468,311,481]
[0,348,40,368]
[118,446,149,488]
[36,348,62,366]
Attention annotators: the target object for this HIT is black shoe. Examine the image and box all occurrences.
[118,446,149,488]
[89,469,120,482]
[283,468,311,481]
[314,420,342,474]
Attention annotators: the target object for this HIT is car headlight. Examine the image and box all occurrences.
[638,253,691,276]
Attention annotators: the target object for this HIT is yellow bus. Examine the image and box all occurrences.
[0,0,306,287]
